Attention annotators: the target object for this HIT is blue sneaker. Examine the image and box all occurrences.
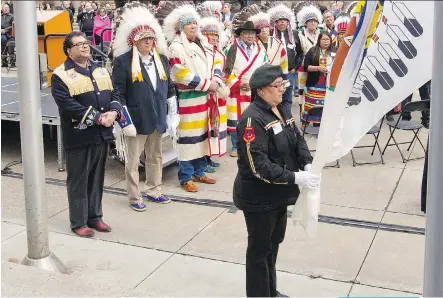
[209,160,220,167]
[131,201,147,212]
[144,194,171,204]
[204,165,216,173]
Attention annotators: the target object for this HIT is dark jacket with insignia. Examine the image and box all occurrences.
[233,96,313,212]
[51,58,122,149]
[112,50,176,135]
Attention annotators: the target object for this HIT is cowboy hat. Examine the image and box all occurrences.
[235,20,261,36]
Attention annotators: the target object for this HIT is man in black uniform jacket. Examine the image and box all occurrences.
[51,32,122,238]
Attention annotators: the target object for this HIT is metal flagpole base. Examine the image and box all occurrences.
[21,252,67,274]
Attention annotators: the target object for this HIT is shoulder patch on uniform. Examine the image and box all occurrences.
[243,117,256,143]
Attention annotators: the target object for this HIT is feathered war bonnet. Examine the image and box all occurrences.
[199,17,225,50]
[249,12,271,30]
[267,3,297,44]
[163,4,202,57]
[296,5,323,26]
[200,1,223,21]
[113,3,168,82]
[196,4,226,50]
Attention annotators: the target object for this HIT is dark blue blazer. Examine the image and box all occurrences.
[112,50,176,135]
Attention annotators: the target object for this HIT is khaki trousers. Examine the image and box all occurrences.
[125,131,163,204]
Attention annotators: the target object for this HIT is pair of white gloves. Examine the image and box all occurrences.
[294,164,321,189]
[166,96,180,148]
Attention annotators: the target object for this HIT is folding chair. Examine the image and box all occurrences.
[2,40,16,73]
[381,100,429,163]
[302,106,340,168]
[350,117,385,166]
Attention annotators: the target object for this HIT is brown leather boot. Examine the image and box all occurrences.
[192,175,216,184]
[182,181,198,192]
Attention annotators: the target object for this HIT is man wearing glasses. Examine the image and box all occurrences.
[224,21,266,158]
[112,5,177,209]
[51,31,122,238]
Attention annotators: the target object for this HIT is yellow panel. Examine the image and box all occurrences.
[46,38,67,87]
[44,10,71,34]
[35,10,72,87]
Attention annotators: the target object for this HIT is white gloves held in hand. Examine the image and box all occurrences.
[294,164,321,189]
[166,114,180,149]
[166,96,180,149]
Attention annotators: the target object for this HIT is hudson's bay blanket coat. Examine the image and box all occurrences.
[224,39,267,132]
[169,35,217,161]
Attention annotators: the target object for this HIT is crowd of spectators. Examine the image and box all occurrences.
[1,0,118,68]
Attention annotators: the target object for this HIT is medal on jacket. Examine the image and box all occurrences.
[243,127,256,143]
[320,57,327,66]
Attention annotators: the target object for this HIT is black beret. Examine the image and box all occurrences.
[249,64,284,89]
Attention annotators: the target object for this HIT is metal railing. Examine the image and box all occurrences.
[99,28,113,54]
[43,33,110,71]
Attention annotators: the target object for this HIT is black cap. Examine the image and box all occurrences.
[235,20,261,36]
[249,64,284,89]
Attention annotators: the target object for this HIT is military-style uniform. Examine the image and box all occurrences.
[233,90,312,297]
[51,58,122,230]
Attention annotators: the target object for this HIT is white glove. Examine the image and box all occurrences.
[166,114,180,149]
[304,164,312,172]
[294,171,321,189]
[166,96,179,149]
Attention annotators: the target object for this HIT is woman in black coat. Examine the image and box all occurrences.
[233,64,321,297]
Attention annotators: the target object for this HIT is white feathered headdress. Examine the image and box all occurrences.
[296,5,323,25]
[113,4,168,82]
[267,3,296,29]
[249,12,270,29]
[163,4,201,43]
[199,16,225,49]
[267,3,296,45]
[201,0,222,19]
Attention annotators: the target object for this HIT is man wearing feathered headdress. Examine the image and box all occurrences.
[164,3,220,192]
[224,20,266,157]
[198,13,230,172]
[296,4,323,101]
[248,10,289,84]
[112,3,177,211]
[200,1,232,54]
[267,3,303,115]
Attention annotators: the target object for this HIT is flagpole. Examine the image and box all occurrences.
[14,0,66,273]
[423,1,443,296]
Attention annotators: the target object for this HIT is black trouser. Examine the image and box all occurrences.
[243,206,287,297]
[387,80,431,121]
[65,143,108,229]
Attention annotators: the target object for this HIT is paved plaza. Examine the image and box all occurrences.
[1,68,428,296]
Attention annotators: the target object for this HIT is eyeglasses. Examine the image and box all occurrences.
[269,82,286,89]
[71,41,90,48]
